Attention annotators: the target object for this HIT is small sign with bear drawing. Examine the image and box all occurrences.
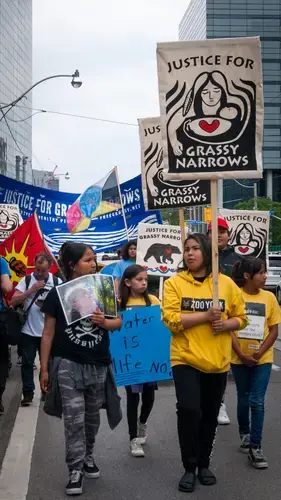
[136,222,184,276]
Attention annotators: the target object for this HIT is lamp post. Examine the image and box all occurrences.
[0,70,82,123]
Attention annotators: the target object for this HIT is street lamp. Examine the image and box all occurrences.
[0,70,82,113]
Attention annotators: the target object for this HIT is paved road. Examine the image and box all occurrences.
[1,350,281,500]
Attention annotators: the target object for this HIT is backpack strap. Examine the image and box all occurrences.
[53,275,59,287]
[25,274,32,290]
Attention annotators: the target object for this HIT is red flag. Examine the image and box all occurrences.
[0,213,58,290]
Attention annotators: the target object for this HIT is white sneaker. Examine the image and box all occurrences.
[217,403,230,425]
[130,438,145,457]
[138,420,148,445]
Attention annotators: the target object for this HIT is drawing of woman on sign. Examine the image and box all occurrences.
[167,71,254,152]
[229,223,267,259]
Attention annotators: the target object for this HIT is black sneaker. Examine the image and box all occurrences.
[240,434,250,454]
[248,447,268,469]
[0,399,4,414]
[84,458,100,478]
[21,392,33,407]
[65,470,83,496]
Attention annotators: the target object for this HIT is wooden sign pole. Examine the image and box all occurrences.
[179,208,186,252]
[211,180,219,308]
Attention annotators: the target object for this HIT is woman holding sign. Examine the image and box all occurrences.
[231,257,281,469]
[40,243,121,497]
[162,233,247,493]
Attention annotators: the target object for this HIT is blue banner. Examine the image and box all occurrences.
[0,174,161,253]
[109,306,172,386]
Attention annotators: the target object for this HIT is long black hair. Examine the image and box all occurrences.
[121,240,137,261]
[61,242,95,281]
[178,233,212,276]
[119,264,151,310]
[232,257,266,288]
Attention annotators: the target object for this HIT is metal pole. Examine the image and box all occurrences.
[254,183,258,210]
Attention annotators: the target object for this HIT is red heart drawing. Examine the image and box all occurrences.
[159,266,168,272]
[199,119,220,133]
[238,246,249,254]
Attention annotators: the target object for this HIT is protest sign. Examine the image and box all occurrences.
[138,116,210,210]
[136,222,183,277]
[109,305,171,386]
[56,274,117,325]
[0,204,22,240]
[157,37,263,181]
[219,209,269,261]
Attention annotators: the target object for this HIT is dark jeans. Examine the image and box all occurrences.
[0,335,9,399]
[21,333,41,394]
[125,384,155,440]
[231,363,272,447]
[173,364,227,472]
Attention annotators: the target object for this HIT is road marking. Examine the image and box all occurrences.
[0,358,41,500]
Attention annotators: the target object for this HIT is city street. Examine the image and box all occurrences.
[1,349,281,500]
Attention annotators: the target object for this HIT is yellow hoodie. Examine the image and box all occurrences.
[162,271,247,373]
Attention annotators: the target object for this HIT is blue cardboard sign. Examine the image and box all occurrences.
[109,305,172,386]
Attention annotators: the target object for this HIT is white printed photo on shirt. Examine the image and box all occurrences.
[56,274,117,325]
[157,37,263,180]
[219,209,269,261]
[238,302,265,341]
[138,116,210,210]
[137,222,184,277]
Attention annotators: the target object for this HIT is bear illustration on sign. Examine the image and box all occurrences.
[144,243,181,264]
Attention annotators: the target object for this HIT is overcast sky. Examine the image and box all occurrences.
[32,0,190,193]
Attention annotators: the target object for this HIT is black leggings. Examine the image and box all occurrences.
[125,384,155,440]
[173,364,227,472]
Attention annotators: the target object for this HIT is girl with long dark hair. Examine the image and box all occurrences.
[231,257,281,469]
[119,264,160,458]
[162,233,247,493]
[40,242,121,496]
[113,240,137,295]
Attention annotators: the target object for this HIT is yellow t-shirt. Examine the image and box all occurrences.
[231,289,281,365]
[126,294,161,309]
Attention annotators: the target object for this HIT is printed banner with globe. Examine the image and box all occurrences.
[66,168,122,233]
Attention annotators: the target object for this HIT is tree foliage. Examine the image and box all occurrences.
[235,197,281,246]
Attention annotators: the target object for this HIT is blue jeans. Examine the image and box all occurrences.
[231,363,272,447]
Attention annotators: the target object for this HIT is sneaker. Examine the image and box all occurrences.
[248,447,268,469]
[217,403,230,425]
[17,356,22,366]
[84,458,100,479]
[138,419,148,445]
[65,470,83,496]
[130,438,145,457]
[240,434,250,454]
[21,392,33,407]
[0,399,4,414]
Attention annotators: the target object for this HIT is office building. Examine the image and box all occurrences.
[179,0,281,207]
[0,0,32,184]
[32,169,60,191]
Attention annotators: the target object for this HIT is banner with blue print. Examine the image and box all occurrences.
[0,174,161,253]
[109,305,172,386]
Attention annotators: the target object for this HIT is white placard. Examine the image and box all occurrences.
[219,209,269,261]
[138,116,211,210]
[136,222,184,277]
[0,204,23,240]
[157,37,263,180]
[238,302,265,340]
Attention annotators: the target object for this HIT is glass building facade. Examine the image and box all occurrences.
[0,0,32,183]
[179,0,281,207]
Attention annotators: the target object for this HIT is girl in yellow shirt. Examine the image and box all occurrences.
[119,264,160,458]
[232,257,281,470]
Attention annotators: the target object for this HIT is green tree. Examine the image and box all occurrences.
[234,197,281,246]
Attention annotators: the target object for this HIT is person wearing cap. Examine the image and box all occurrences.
[208,217,242,425]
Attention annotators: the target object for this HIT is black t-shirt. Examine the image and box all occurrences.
[41,287,111,365]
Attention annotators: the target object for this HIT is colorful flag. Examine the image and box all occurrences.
[66,168,122,234]
[0,212,58,288]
